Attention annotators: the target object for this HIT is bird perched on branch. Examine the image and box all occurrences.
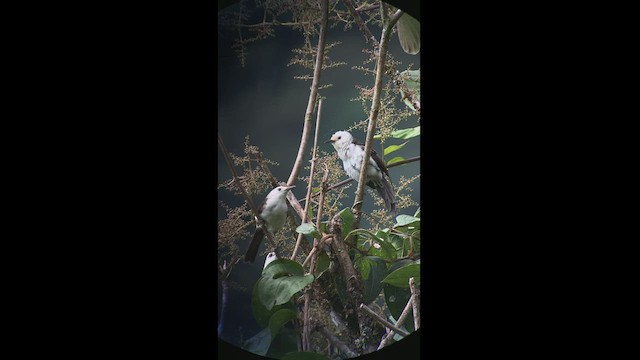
[326,131,397,214]
[244,185,295,263]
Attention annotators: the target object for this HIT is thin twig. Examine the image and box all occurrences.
[359,303,409,337]
[409,277,420,330]
[291,99,323,260]
[286,0,329,186]
[343,0,378,46]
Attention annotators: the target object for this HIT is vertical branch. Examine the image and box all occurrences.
[291,99,323,260]
[302,166,329,351]
[352,3,404,228]
[409,277,420,330]
[286,0,329,186]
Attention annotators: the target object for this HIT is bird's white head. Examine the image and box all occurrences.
[263,252,279,269]
[325,130,353,151]
[266,185,295,201]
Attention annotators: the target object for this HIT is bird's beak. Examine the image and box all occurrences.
[324,137,335,144]
[283,185,296,190]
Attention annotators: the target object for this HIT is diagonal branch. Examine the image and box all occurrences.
[343,0,378,46]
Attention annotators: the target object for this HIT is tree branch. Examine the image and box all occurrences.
[291,99,323,261]
[342,0,378,46]
[286,0,328,186]
[377,293,415,349]
[359,303,409,337]
[352,3,404,228]
[409,277,420,330]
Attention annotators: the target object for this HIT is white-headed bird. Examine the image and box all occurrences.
[244,185,295,263]
[326,131,397,214]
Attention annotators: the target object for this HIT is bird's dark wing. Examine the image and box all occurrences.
[352,138,390,179]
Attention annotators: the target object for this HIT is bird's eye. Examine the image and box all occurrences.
[278,188,282,191]
[338,136,341,139]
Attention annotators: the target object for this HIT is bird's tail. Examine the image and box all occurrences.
[244,228,264,263]
[376,176,397,214]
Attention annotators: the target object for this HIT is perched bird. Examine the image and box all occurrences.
[244,185,295,263]
[326,131,397,213]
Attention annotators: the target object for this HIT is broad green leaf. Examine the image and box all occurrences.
[396,13,420,55]
[306,205,314,223]
[314,251,330,279]
[282,352,330,360]
[386,156,405,166]
[355,256,371,280]
[337,208,354,237]
[382,263,420,288]
[351,228,397,260]
[414,207,421,218]
[395,214,421,227]
[242,327,272,356]
[383,141,409,156]
[390,126,421,140]
[295,223,321,240]
[266,327,298,359]
[400,70,420,86]
[251,281,296,327]
[258,259,314,310]
[383,260,415,332]
[268,309,297,339]
[262,259,305,277]
[356,256,388,304]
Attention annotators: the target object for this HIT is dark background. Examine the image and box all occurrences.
[217,1,421,350]
[13,0,602,358]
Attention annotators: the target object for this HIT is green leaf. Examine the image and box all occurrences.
[414,207,421,218]
[337,208,354,237]
[314,251,330,279]
[350,228,397,260]
[268,309,297,339]
[243,327,272,356]
[395,214,421,227]
[386,156,405,166]
[400,70,420,85]
[382,263,420,288]
[266,327,298,359]
[390,126,421,140]
[282,352,330,360]
[295,223,321,240]
[383,141,409,156]
[383,260,416,332]
[355,256,371,280]
[258,259,314,310]
[396,13,420,55]
[356,256,388,304]
[306,205,314,223]
[251,281,296,327]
